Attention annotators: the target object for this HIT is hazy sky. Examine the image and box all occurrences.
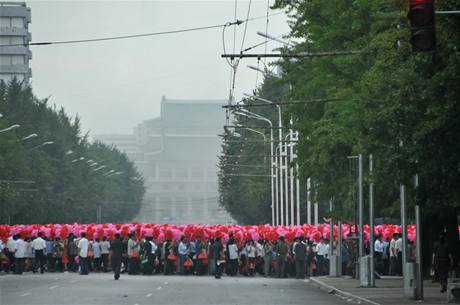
[23,0,290,135]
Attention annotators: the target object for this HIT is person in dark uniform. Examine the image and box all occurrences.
[294,237,307,279]
[213,237,223,279]
[432,232,454,293]
[110,233,123,280]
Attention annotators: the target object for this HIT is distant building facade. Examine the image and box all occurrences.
[0,2,32,84]
[95,96,233,224]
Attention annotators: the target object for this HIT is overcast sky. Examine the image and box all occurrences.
[22,0,290,136]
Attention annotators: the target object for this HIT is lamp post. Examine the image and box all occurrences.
[243,94,283,225]
[21,133,38,141]
[31,141,54,150]
[0,124,20,133]
[234,109,275,225]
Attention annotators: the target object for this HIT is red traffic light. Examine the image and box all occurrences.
[408,0,435,52]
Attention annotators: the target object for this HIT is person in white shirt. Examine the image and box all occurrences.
[13,235,25,274]
[389,233,397,275]
[5,236,16,273]
[100,236,110,272]
[374,235,384,274]
[316,239,328,275]
[77,232,89,275]
[245,241,257,276]
[227,238,239,276]
[31,232,47,273]
[395,233,403,275]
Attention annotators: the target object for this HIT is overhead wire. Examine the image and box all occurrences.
[0,12,283,48]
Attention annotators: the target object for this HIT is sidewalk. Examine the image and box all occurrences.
[309,276,449,305]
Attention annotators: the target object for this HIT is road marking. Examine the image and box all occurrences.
[134,304,139,305]
[20,293,31,297]
[146,293,152,297]
[156,286,162,290]
[49,285,59,290]
[164,281,168,285]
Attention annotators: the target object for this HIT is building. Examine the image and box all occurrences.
[0,2,32,84]
[95,96,233,224]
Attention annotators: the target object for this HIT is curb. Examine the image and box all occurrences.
[309,277,381,305]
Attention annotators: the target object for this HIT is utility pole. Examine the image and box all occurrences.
[358,154,364,258]
[369,154,375,287]
[307,178,311,224]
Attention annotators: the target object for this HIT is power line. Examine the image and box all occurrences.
[0,12,283,48]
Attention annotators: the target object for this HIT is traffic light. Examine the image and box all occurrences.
[408,0,436,52]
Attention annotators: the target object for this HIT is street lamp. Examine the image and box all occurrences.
[243,94,284,225]
[65,150,73,155]
[103,169,115,176]
[234,109,275,226]
[21,133,38,141]
[31,141,54,150]
[0,124,20,133]
[71,157,85,163]
[93,165,106,172]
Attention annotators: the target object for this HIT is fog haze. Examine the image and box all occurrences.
[25,0,289,135]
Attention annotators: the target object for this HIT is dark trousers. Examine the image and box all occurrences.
[397,252,403,276]
[80,256,89,275]
[316,255,325,276]
[15,258,25,274]
[6,250,15,272]
[94,257,102,271]
[228,259,238,276]
[101,254,109,272]
[128,257,139,274]
[112,257,121,279]
[215,260,223,278]
[34,250,46,273]
[389,256,397,275]
[295,260,306,279]
[375,252,383,274]
[276,256,286,278]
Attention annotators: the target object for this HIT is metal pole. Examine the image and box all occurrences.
[358,154,364,258]
[296,162,300,226]
[280,146,285,226]
[307,178,311,224]
[400,184,407,277]
[289,127,295,226]
[275,145,279,226]
[338,221,343,276]
[415,205,423,300]
[314,202,319,226]
[284,142,289,226]
[278,108,283,226]
[270,128,275,226]
[369,154,375,287]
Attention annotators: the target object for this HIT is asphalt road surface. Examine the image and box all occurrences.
[0,273,348,305]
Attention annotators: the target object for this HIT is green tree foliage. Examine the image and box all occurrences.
[268,0,460,270]
[0,80,145,224]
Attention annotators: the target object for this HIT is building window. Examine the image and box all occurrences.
[178,184,185,191]
[191,167,203,178]
[11,17,24,28]
[12,55,24,65]
[175,168,188,179]
[162,184,169,190]
[0,17,11,28]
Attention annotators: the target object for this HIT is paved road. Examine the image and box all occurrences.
[0,273,348,305]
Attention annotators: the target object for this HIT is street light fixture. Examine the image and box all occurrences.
[21,133,38,141]
[93,165,106,172]
[0,124,20,133]
[31,141,54,150]
[234,109,276,226]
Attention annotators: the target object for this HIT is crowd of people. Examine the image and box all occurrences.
[1,229,455,291]
[0,231,356,280]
